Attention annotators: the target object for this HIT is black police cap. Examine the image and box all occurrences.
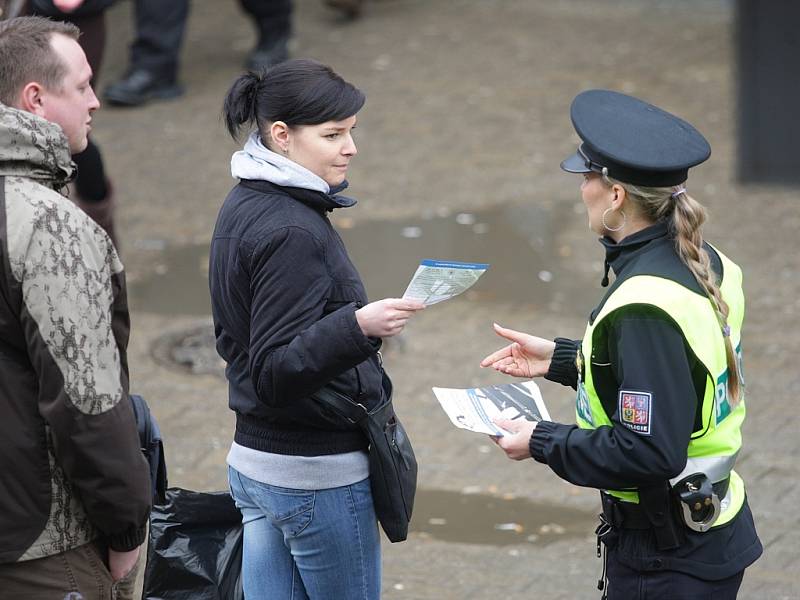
[560,90,711,187]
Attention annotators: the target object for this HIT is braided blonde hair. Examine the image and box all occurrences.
[602,174,741,405]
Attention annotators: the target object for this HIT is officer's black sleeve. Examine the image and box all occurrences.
[530,308,697,490]
[544,337,580,389]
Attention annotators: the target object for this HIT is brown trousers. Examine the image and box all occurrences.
[0,541,139,600]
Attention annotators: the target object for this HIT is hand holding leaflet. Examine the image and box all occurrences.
[355,297,425,338]
[431,381,550,437]
[403,259,489,306]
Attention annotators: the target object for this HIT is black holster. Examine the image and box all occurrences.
[638,483,684,551]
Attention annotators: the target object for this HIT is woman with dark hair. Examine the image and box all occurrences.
[482,90,761,598]
[210,59,423,599]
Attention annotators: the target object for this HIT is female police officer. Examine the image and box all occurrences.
[481,90,762,599]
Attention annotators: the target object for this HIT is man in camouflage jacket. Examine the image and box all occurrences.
[0,17,150,598]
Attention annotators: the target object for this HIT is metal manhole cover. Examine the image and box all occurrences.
[151,322,225,377]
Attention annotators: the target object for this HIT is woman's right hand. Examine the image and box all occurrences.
[355,298,425,338]
[480,323,555,378]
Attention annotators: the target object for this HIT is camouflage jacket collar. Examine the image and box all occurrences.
[0,104,76,188]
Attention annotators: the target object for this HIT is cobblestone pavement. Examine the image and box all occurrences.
[92,0,798,597]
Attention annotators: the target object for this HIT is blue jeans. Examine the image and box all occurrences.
[228,466,381,600]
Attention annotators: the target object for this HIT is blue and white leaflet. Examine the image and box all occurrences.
[402,259,490,306]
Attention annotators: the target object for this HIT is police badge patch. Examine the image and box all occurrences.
[618,390,652,435]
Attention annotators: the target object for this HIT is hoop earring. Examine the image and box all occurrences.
[601,208,626,232]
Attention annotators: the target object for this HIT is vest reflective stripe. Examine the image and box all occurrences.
[669,453,739,488]
[576,248,747,528]
[719,471,745,527]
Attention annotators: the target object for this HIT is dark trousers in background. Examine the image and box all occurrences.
[26,2,111,204]
[130,0,293,78]
[67,10,110,204]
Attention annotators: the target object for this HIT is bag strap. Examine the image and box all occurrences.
[312,386,369,425]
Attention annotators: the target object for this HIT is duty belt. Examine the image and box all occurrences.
[600,477,730,531]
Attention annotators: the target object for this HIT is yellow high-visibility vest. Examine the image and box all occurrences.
[575,247,746,527]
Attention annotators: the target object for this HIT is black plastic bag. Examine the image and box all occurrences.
[143,488,243,600]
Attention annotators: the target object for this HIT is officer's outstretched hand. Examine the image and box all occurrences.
[480,323,555,378]
[491,417,537,460]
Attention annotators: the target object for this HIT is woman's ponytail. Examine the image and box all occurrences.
[604,176,743,407]
[670,190,742,406]
[223,71,262,140]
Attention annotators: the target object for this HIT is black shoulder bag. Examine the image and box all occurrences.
[313,374,417,543]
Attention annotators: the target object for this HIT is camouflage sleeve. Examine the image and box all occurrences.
[8,182,151,550]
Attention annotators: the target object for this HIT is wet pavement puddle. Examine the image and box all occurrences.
[411,488,595,546]
[335,204,564,305]
[129,242,213,316]
[130,204,567,316]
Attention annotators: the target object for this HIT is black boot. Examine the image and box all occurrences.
[245,33,290,71]
[324,0,364,19]
[239,0,292,71]
[104,69,183,107]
